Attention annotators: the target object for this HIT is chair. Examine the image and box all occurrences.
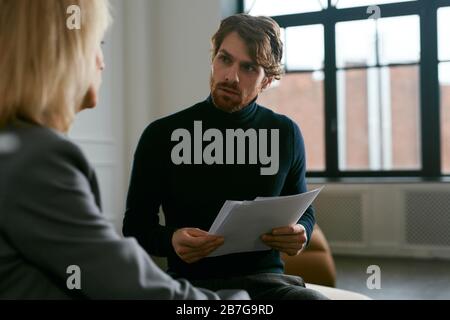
[281,224,371,300]
[281,224,336,287]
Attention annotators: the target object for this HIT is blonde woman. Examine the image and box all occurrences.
[0,0,248,300]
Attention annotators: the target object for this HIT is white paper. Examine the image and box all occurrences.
[208,187,324,257]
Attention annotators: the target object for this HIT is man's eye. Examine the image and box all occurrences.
[243,65,255,72]
[220,55,231,63]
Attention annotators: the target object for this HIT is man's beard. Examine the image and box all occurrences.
[210,76,243,113]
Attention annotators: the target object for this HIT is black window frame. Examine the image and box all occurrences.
[240,0,450,179]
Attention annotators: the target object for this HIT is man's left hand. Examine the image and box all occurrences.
[261,224,307,256]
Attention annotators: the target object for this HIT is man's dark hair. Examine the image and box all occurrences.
[211,13,284,80]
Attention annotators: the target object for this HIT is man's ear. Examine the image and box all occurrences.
[261,76,274,91]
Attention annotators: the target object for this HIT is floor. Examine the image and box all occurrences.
[333,255,450,300]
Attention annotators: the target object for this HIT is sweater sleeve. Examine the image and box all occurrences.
[280,119,315,245]
[122,122,176,257]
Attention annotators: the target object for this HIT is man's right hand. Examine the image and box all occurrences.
[172,228,224,264]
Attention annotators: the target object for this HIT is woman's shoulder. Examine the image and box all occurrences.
[0,122,92,184]
[12,123,83,153]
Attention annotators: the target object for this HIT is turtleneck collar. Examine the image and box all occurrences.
[205,94,258,124]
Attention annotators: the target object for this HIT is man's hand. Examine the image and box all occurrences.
[261,224,307,256]
[172,228,224,264]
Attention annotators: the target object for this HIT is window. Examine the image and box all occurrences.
[334,0,415,8]
[438,7,450,174]
[336,15,421,171]
[286,25,324,71]
[259,25,326,171]
[244,0,328,16]
[243,0,450,178]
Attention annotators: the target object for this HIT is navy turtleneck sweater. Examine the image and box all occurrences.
[123,96,315,279]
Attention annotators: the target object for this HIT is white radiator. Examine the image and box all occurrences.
[309,183,450,260]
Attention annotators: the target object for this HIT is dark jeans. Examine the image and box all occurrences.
[188,273,329,300]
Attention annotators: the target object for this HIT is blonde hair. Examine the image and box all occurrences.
[0,0,111,131]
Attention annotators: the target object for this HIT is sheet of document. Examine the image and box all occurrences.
[208,187,324,257]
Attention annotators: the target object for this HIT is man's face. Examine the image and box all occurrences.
[210,31,273,113]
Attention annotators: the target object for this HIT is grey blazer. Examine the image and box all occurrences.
[0,120,248,300]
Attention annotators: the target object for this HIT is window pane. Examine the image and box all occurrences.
[336,19,377,68]
[337,66,421,171]
[286,25,324,71]
[377,15,420,64]
[257,73,325,171]
[438,7,450,61]
[336,15,420,68]
[440,63,450,174]
[280,28,286,66]
[334,0,415,9]
[245,0,327,16]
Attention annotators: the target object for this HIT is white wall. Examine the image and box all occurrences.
[153,0,222,118]
[122,0,225,165]
[69,0,126,231]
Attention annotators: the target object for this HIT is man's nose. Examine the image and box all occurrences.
[225,63,239,83]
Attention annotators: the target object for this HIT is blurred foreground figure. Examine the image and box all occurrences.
[0,0,248,300]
